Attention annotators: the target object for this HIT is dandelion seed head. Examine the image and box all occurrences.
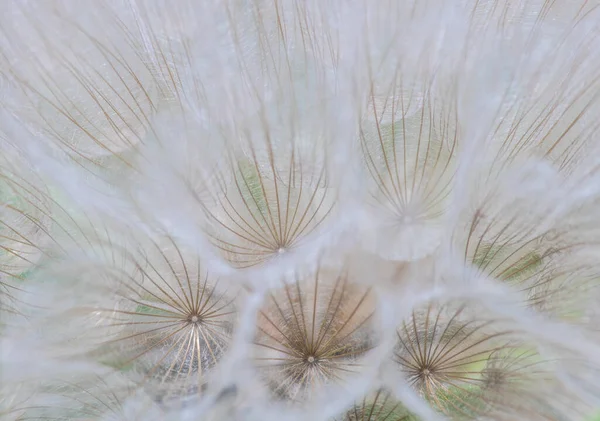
[3,1,600,420]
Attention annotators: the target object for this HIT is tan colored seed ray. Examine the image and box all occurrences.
[253,268,376,402]
[470,348,585,421]
[394,304,518,419]
[360,76,458,260]
[115,1,194,103]
[0,161,121,268]
[456,9,600,218]
[227,0,327,105]
[456,168,600,319]
[7,373,164,421]
[119,1,339,272]
[223,0,337,110]
[0,159,58,317]
[6,64,148,170]
[0,2,158,171]
[50,237,238,405]
[393,303,588,420]
[201,135,334,270]
[466,0,597,51]
[335,389,417,421]
[281,0,340,73]
[574,0,600,26]
[119,1,339,271]
[475,32,600,185]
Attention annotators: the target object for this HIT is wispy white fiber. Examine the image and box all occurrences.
[2,1,600,421]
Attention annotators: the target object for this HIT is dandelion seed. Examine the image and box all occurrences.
[394,303,515,418]
[9,372,164,421]
[198,129,335,271]
[0,142,55,317]
[455,159,600,320]
[476,349,583,421]
[360,79,458,261]
[336,389,417,421]
[38,236,237,407]
[0,2,158,169]
[253,268,376,402]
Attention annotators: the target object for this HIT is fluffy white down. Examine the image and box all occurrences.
[2,1,600,421]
